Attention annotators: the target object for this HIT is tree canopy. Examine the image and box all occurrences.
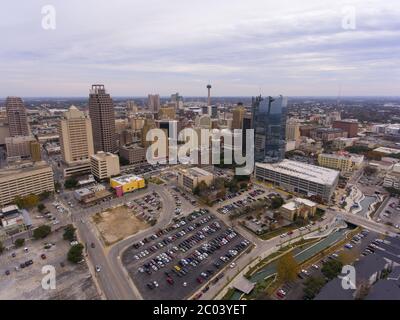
[63,224,76,241]
[13,194,40,209]
[276,252,299,282]
[303,276,326,300]
[67,243,84,263]
[33,225,52,240]
[321,259,343,280]
[64,178,78,189]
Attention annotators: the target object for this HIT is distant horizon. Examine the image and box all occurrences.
[2,95,400,100]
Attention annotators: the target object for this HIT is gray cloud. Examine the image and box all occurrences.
[0,0,399,96]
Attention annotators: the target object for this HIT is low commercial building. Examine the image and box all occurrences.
[5,136,36,159]
[119,144,146,165]
[373,147,400,155]
[333,120,359,138]
[318,153,364,172]
[110,174,145,196]
[332,137,358,150]
[310,128,347,142]
[255,160,339,203]
[63,161,92,177]
[177,166,214,192]
[280,198,317,221]
[74,184,112,204]
[383,171,400,190]
[0,205,28,230]
[90,151,120,180]
[0,162,54,206]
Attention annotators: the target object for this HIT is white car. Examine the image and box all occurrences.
[229,262,236,268]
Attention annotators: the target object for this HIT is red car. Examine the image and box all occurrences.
[40,254,47,260]
[166,277,174,285]
[193,293,202,300]
[287,231,294,235]
[196,277,204,284]
[276,289,287,299]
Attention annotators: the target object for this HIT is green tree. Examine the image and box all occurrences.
[13,194,40,209]
[39,191,52,201]
[344,145,372,154]
[276,252,299,282]
[303,276,326,299]
[33,225,52,240]
[0,241,4,255]
[321,259,343,280]
[194,181,208,196]
[14,238,25,248]
[37,203,46,212]
[64,178,78,189]
[63,224,76,241]
[270,195,284,209]
[67,243,84,263]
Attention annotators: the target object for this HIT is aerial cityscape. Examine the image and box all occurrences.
[1,0,400,305]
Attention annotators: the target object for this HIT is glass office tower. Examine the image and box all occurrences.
[252,95,287,163]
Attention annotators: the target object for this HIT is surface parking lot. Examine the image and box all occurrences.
[377,197,400,229]
[126,191,162,221]
[281,229,377,300]
[122,209,250,300]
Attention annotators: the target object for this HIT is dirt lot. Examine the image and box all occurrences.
[0,232,100,300]
[92,205,149,246]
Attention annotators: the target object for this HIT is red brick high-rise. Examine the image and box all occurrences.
[5,96,30,137]
[88,85,117,153]
[333,120,358,138]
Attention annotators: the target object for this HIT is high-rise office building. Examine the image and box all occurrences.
[5,97,30,137]
[286,119,301,141]
[148,94,161,113]
[29,140,41,162]
[171,92,183,109]
[59,106,94,177]
[252,95,287,163]
[88,85,117,153]
[158,106,176,120]
[242,113,253,154]
[59,106,94,164]
[0,162,54,206]
[232,104,246,130]
[141,118,156,148]
[90,151,120,180]
[5,136,36,159]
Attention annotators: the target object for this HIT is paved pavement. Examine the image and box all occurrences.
[55,183,175,300]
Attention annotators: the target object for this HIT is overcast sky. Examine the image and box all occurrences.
[1,0,399,97]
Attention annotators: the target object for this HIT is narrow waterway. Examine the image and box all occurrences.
[229,228,349,300]
[356,195,378,218]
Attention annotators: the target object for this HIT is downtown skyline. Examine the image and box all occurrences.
[0,0,399,97]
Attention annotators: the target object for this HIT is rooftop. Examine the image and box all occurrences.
[187,167,214,178]
[282,197,317,211]
[256,159,339,186]
[111,174,144,185]
[373,147,400,154]
[91,151,118,160]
